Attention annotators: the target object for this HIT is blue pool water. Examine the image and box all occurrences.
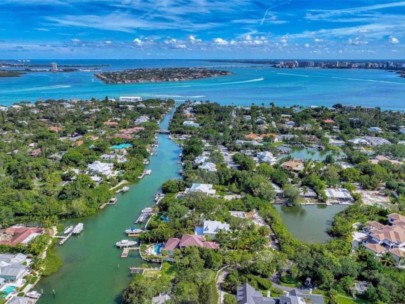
[2,286,16,298]
[111,143,133,150]
[154,244,164,254]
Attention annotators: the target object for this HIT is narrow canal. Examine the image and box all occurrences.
[37,109,181,304]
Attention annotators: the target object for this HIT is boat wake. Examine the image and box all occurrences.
[4,85,72,93]
[218,77,264,85]
[277,73,310,78]
[332,76,403,85]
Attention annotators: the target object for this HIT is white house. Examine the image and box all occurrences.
[119,96,142,102]
[194,155,208,165]
[257,151,277,164]
[196,220,230,238]
[0,253,29,282]
[183,121,200,128]
[134,115,150,125]
[199,162,217,172]
[325,188,353,203]
[185,183,216,196]
[87,161,114,177]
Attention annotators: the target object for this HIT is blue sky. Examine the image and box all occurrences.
[0,0,404,59]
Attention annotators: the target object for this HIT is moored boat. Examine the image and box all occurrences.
[116,239,137,248]
[72,223,84,234]
[125,228,143,234]
[63,225,73,234]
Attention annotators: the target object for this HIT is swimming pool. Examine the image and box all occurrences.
[153,244,164,255]
[111,143,133,149]
[1,286,16,298]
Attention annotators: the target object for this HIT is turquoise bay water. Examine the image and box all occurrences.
[0,60,404,110]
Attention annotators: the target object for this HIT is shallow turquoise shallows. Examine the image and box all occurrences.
[274,204,348,243]
[36,110,180,304]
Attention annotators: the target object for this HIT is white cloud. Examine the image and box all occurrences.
[71,38,80,43]
[133,38,143,46]
[214,38,228,45]
[390,36,400,44]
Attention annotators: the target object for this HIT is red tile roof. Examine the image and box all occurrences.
[0,227,44,246]
[179,234,205,248]
[164,238,180,251]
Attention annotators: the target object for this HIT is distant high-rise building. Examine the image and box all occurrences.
[51,62,58,72]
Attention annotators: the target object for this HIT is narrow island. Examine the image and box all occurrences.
[95,67,232,84]
[0,70,25,78]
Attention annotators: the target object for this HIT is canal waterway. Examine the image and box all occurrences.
[274,204,348,243]
[37,109,181,304]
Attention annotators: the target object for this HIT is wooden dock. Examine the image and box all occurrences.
[127,232,142,237]
[121,247,139,258]
[56,232,72,245]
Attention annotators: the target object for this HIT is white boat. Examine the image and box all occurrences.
[122,186,130,192]
[116,239,137,248]
[72,223,84,234]
[26,291,42,299]
[125,228,143,234]
[109,198,118,204]
[63,225,73,235]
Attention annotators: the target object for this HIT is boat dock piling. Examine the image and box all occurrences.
[121,247,139,258]
[56,232,72,245]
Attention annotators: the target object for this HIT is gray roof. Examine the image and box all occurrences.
[237,284,325,304]
[8,297,36,304]
[237,283,276,304]
[152,294,171,304]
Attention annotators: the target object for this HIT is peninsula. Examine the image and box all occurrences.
[95,67,231,84]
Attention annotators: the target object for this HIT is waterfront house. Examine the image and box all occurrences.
[152,294,171,304]
[299,187,318,199]
[178,234,219,249]
[87,161,114,177]
[194,155,208,165]
[134,115,150,125]
[352,231,368,249]
[325,188,353,203]
[282,160,304,172]
[195,220,230,239]
[183,121,200,128]
[0,227,44,246]
[257,151,277,164]
[164,234,219,252]
[364,243,386,256]
[0,253,29,282]
[198,162,217,172]
[164,238,180,255]
[185,183,216,196]
[237,283,325,304]
[8,297,36,304]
